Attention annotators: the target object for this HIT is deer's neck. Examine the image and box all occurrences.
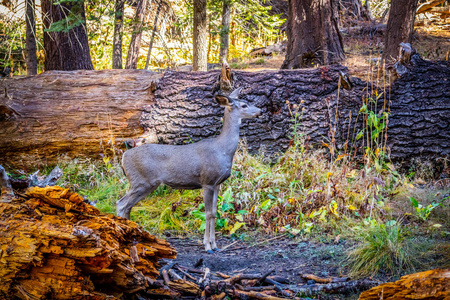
[217,108,241,156]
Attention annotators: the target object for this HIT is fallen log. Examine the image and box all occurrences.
[0,70,161,169]
[0,185,176,300]
[358,269,450,299]
[1,51,449,169]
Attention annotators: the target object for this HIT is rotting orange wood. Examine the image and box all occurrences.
[0,186,176,300]
[358,269,450,300]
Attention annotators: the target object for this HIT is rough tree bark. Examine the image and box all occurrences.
[342,0,372,21]
[1,54,448,168]
[383,0,418,61]
[41,0,94,71]
[125,0,149,69]
[25,0,37,75]
[112,0,125,69]
[0,70,161,168]
[386,44,450,163]
[220,0,231,62]
[142,66,362,154]
[282,0,345,69]
[193,0,208,71]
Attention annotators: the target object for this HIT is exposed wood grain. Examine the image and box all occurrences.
[358,269,450,300]
[0,70,161,168]
[0,186,176,300]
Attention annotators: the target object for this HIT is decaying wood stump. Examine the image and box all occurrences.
[358,269,450,299]
[0,186,176,300]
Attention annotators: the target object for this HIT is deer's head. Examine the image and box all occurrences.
[215,88,261,119]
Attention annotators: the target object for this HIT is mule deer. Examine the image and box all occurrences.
[117,88,261,253]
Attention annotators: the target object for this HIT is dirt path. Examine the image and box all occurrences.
[167,235,349,285]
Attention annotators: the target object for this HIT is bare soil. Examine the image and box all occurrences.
[166,234,357,298]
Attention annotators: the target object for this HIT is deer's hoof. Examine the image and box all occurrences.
[213,248,220,252]
[206,250,215,254]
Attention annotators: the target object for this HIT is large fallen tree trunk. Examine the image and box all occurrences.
[1,49,449,169]
[0,69,161,169]
[0,185,176,299]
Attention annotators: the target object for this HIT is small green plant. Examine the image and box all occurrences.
[347,220,414,278]
[230,62,249,69]
[409,197,440,221]
[254,58,265,65]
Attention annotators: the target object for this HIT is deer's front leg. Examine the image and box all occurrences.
[209,185,220,251]
[203,186,215,253]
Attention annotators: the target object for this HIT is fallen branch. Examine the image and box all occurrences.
[417,0,446,14]
[300,273,350,283]
[294,279,380,296]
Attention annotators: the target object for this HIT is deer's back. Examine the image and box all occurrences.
[122,141,233,188]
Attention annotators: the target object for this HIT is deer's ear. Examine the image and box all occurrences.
[215,95,233,107]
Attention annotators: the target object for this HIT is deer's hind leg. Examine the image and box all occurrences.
[117,182,158,219]
[203,185,215,253]
[209,185,220,251]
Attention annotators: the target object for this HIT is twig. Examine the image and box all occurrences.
[174,265,197,281]
[168,269,182,281]
[161,269,170,285]
[258,269,275,285]
[219,240,239,252]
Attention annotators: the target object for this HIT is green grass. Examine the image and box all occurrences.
[346,220,416,278]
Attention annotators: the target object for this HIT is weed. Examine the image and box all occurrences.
[254,58,265,65]
[230,62,249,69]
[409,196,440,221]
[347,220,415,278]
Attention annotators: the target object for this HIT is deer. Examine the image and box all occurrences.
[117,88,261,253]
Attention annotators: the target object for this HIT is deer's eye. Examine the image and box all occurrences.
[242,104,248,108]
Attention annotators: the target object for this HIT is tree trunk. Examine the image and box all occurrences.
[25,0,37,75]
[282,0,345,69]
[383,0,418,62]
[220,0,231,62]
[0,186,176,299]
[193,0,208,71]
[1,53,448,169]
[145,1,162,70]
[0,70,161,168]
[41,0,94,71]
[112,0,125,69]
[125,0,149,69]
[343,0,373,21]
